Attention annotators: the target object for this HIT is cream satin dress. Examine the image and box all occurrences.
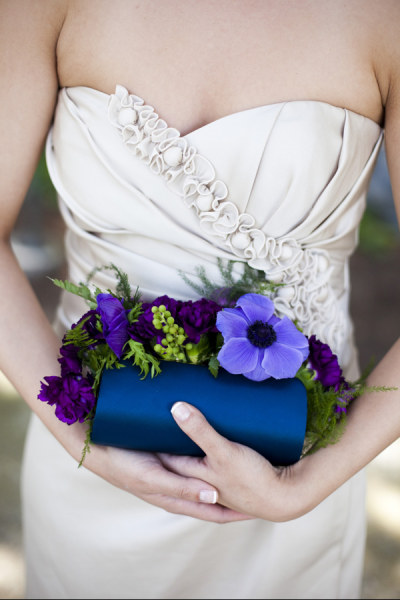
[21,85,383,599]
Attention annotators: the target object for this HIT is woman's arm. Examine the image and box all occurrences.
[0,0,248,523]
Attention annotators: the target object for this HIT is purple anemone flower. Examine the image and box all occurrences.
[216,293,309,381]
[97,293,129,358]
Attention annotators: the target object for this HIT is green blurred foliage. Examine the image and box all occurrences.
[358,207,400,258]
[31,152,57,207]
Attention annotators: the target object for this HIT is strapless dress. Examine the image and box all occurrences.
[21,85,383,599]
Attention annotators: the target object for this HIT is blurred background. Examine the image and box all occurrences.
[1,146,400,599]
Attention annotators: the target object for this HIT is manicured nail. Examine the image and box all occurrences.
[199,490,218,504]
[171,402,191,422]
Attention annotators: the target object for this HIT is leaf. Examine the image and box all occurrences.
[50,278,96,303]
[208,355,220,378]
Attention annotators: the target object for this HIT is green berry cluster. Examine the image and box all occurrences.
[152,305,192,361]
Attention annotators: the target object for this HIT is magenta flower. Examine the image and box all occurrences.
[97,294,129,358]
[216,293,309,381]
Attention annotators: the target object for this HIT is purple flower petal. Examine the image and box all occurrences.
[243,354,272,382]
[236,293,275,323]
[261,343,305,379]
[307,335,343,389]
[97,294,124,322]
[217,337,258,374]
[216,308,248,339]
[274,317,309,360]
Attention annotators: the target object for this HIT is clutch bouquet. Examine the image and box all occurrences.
[38,263,389,467]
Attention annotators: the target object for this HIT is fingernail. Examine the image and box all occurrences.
[171,402,191,422]
[199,490,218,504]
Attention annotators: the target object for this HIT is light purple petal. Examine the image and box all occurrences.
[261,343,305,379]
[216,308,248,339]
[274,317,309,360]
[236,293,275,324]
[268,314,280,326]
[243,353,271,381]
[217,338,258,374]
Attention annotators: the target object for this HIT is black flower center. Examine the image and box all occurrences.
[247,320,277,348]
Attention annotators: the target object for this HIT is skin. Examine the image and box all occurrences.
[1,0,400,523]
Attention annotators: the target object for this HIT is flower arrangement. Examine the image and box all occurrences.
[38,262,389,466]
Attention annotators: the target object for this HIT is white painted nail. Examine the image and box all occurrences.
[171,402,191,422]
[199,490,218,504]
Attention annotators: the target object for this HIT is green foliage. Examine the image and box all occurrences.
[85,263,141,307]
[358,207,399,257]
[180,258,282,304]
[78,411,95,468]
[124,339,161,379]
[300,380,347,456]
[63,315,100,350]
[50,278,98,307]
[297,361,397,457]
[208,354,220,378]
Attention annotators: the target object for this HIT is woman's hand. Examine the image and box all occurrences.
[59,417,251,523]
[159,401,313,522]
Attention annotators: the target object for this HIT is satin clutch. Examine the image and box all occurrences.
[91,361,308,466]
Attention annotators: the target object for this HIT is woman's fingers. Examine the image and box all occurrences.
[142,494,252,523]
[158,452,207,479]
[107,447,219,504]
[170,401,235,460]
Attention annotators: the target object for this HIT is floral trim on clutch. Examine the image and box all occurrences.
[38,263,391,466]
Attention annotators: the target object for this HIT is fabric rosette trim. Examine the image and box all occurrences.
[38,263,390,466]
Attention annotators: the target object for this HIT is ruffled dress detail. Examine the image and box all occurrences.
[107,85,383,367]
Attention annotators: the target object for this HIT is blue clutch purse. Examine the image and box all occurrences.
[91,361,308,466]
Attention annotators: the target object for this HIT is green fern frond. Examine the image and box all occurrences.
[78,410,94,468]
[124,339,161,379]
[50,278,97,305]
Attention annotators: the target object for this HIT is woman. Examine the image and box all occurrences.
[1,0,399,598]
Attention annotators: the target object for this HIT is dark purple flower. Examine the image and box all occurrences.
[38,376,63,406]
[307,335,343,389]
[128,295,183,344]
[76,309,104,345]
[216,293,309,381]
[58,342,82,377]
[128,302,155,343]
[178,298,222,343]
[38,373,96,425]
[209,287,238,308]
[97,294,129,358]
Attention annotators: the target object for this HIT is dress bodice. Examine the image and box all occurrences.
[46,85,383,376]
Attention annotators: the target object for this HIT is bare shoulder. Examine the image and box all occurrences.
[0,0,67,48]
[0,0,68,236]
[368,1,400,218]
[361,0,400,107]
